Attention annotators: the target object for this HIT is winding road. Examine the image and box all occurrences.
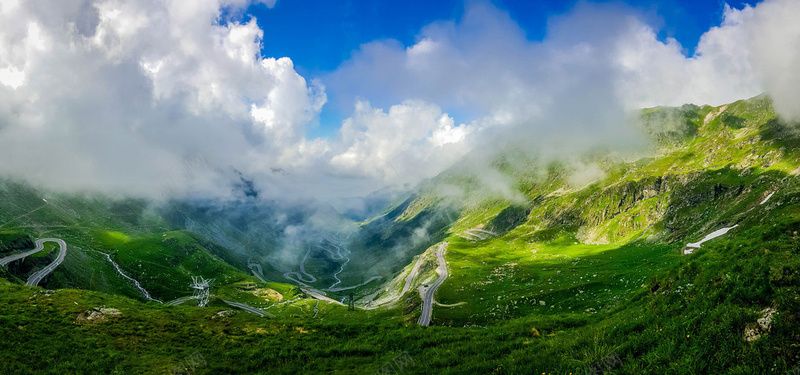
[283,245,317,286]
[315,236,351,289]
[359,244,438,310]
[0,238,61,266]
[400,253,426,297]
[460,229,497,241]
[327,275,383,292]
[248,260,268,283]
[265,296,302,308]
[222,300,275,317]
[165,295,198,306]
[418,242,448,326]
[302,288,344,305]
[282,236,381,298]
[0,238,68,287]
[26,239,67,287]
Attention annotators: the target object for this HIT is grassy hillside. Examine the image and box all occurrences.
[0,212,797,374]
[1,95,799,373]
[0,180,305,305]
[394,97,789,314]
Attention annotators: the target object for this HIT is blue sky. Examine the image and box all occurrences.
[242,0,762,138]
[248,0,761,72]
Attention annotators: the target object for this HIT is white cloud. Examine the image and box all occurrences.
[329,2,656,170]
[613,4,761,109]
[613,0,800,120]
[0,0,324,199]
[738,0,800,121]
[251,57,327,142]
[330,100,473,185]
[322,0,800,189]
[0,66,25,89]
[254,0,278,9]
[0,0,799,203]
[329,1,770,135]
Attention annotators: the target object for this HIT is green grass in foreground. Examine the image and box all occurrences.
[1,213,798,374]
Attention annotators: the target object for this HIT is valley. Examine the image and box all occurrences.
[1,95,799,373]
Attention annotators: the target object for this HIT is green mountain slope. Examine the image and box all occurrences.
[1,95,799,373]
[0,180,304,305]
[356,96,799,326]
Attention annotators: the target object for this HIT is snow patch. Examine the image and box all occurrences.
[760,191,775,205]
[684,225,739,254]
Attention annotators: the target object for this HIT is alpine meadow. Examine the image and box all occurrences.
[1,0,800,374]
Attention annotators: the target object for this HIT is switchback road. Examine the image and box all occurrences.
[418,242,448,326]
[26,239,67,287]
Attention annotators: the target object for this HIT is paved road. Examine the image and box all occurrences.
[315,235,350,289]
[26,239,68,287]
[327,276,383,292]
[359,245,438,310]
[265,296,302,308]
[165,295,197,306]
[283,245,317,285]
[222,300,275,317]
[248,261,267,283]
[302,288,344,305]
[250,270,267,283]
[400,254,426,297]
[418,242,448,326]
[0,238,60,266]
[248,261,263,276]
[315,236,347,260]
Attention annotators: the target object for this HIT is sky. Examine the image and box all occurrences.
[250,0,760,72]
[246,0,763,137]
[0,0,799,203]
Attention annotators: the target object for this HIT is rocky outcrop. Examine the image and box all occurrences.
[574,175,685,243]
[212,310,236,319]
[744,307,777,342]
[76,306,121,324]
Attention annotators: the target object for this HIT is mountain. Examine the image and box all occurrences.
[1,95,799,373]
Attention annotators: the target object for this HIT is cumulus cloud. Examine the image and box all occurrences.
[325,2,648,187]
[0,0,798,204]
[327,1,771,154]
[330,100,472,185]
[321,0,800,196]
[327,2,543,119]
[611,4,762,109]
[0,0,325,199]
[612,0,800,120]
[737,0,800,121]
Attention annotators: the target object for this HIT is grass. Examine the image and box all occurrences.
[100,231,131,246]
[0,230,34,253]
[0,94,799,373]
[1,217,797,374]
[29,242,57,258]
[434,231,679,325]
